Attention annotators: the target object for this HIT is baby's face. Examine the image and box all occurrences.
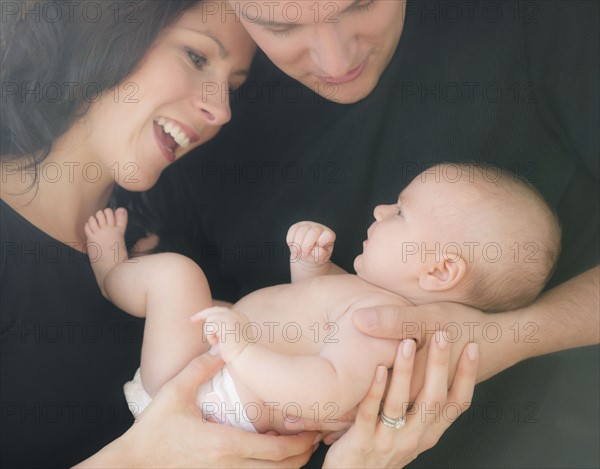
[354,176,458,294]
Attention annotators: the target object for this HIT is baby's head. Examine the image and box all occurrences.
[354,164,561,311]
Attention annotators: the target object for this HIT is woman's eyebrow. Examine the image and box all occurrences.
[182,28,229,59]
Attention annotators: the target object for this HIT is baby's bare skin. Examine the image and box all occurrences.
[212,275,409,433]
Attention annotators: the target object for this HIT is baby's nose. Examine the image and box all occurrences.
[373,205,387,221]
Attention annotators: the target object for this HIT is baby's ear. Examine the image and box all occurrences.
[418,256,467,292]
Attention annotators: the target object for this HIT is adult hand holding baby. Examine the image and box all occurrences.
[353,302,512,397]
[354,267,600,399]
[77,353,319,468]
[285,330,479,468]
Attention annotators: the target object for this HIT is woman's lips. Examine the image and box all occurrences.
[319,57,368,85]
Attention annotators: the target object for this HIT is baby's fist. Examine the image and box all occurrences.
[192,306,249,362]
[287,221,336,265]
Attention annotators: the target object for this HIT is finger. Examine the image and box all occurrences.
[415,331,450,423]
[442,343,478,429]
[302,227,322,254]
[165,354,224,400]
[354,366,388,436]
[286,223,302,246]
[408,345,428,401]
[191,305,230,322]
[382,339,415,420]
[317,229,335,248]
[352,305,418,341]
[322,430,346,445]
[293,225,310,250]
[284,415,353,432]
[236,430,320,461]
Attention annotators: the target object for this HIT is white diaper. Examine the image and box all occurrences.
[123,367,257,432]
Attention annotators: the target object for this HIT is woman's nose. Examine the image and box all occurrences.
[195,86,232,126]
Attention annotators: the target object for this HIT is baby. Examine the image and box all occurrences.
[85,164,561,434]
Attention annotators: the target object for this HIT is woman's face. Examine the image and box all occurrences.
[229,0,406,103]
[75,2,256,191]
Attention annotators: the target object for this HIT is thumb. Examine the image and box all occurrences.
[168,353,224,400]
[353,304,418,340]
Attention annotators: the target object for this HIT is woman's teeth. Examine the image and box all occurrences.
[156,117,191,149]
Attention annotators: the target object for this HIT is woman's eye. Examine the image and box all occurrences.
[186,48,207,69]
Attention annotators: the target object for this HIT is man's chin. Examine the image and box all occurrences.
[307,77,378,105]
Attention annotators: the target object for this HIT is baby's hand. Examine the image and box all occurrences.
[191,306,250,363]
[287,221,336,265]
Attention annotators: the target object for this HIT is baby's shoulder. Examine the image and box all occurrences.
[312,275,412,322]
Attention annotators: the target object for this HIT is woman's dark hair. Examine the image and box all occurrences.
[1,0,199,164]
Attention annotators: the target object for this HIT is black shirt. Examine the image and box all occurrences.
[152,0,599,467]
[0,200,144,468]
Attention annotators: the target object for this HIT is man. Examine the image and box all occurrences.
[152,1,599,466]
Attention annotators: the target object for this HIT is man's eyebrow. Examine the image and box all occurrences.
[182,28,229,59]
[240,0,362,26]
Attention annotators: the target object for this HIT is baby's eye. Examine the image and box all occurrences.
[186,47,208,70]
[397,207,403,216]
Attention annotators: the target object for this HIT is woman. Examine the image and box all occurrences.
[1,1,478,467]
[0,1,314,467]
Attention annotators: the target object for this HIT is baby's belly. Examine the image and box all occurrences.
[232,283,328,356]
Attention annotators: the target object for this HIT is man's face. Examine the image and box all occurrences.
[229,0,407,103]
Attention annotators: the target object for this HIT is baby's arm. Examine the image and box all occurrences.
[287,221,346,283]
[196,306,397,420]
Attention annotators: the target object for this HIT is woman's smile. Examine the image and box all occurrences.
[153,117,201,162]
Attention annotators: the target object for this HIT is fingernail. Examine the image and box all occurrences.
[375,365,386,383]
[467,342,479,361]
[402,339,415,358]
[355,309,378,327]
[312,434,322,445]
[435,330,448,349]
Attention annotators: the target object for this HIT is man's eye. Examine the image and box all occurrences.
[186,48,207,69]
[266,23,298,37]
[355,0,375,12]
[267,28,292,37]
